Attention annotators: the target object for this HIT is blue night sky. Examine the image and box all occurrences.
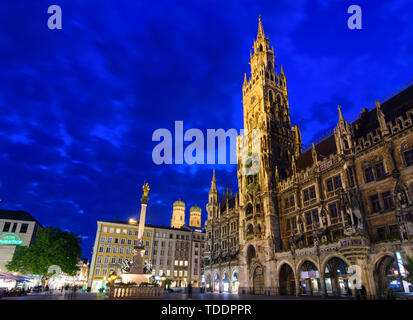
[0,0,412,258]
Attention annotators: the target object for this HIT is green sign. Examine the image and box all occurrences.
[0,233,23,245]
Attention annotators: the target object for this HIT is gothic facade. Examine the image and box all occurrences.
[203,16,413,298]
[203,169,240,293]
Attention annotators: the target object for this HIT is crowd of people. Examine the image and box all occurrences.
[0,284,88,298]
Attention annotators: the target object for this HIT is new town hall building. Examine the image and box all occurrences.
[202,16,413,298]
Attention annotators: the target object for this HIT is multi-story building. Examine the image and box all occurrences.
[0,210,42,272]
[203,170,240,293]
[204,16,413,298]
[88,203,206,291]
[87,219,154,291]
[151,225,205,287]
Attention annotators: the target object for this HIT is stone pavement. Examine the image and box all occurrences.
[1,291,353,300]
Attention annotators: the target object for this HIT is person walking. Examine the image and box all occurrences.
[187,283,192,299]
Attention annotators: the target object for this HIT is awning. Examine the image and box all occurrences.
[0,272,30,281]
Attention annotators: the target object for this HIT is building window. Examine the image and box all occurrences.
[103,227,108,233]
[106,246,111,253]
[97,256,102,263]
[146,241,150,246]
[312,209,319,223]
[11,223,17,233]
[127,239,132,245]
[405,150,413,166]
[113,246,118,253]
[98,245,104,253]
[377,227,386,241]
[292,217,297,229]
[121,238,126,244]
[375,162,386,179]
[111,257,116,264]
[95,268,101,276]
[309,186,316,199]
[19,223,29,234]
[326,178,334,192]
[2,222,11,232]
[364,167,375,183]
[306,212,312,225]
[303,189,309,202]
[389,225,400,240]
[370,194,381,212]
[334,175,342,189]
[100,236,106,243]
[114,238,119,244]
[108,237,113,243]
[329,203,338,218]
[382,191,393,210]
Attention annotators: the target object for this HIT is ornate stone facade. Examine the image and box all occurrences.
[203,16,413,298]
[203,170,240,293]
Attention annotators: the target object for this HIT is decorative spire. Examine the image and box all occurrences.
[210,169,217,192]
[338,105,344,123]
[257,14,265,39]
[375,100,389,136]
[244,73,247,84]
[280,64,285,75]
[291,155,297,177]
[312,143,318,166]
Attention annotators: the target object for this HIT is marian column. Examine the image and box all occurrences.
[125,182,150,275]
[138,182,150,246]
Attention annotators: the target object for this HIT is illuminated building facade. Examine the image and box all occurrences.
[0,210,42,273]
[204,16,413,298]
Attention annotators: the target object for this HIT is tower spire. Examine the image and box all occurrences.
[257,14,265,39]
[211,168,217,191]
[338,105,345,123]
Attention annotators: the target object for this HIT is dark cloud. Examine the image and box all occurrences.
[0,0,412,257]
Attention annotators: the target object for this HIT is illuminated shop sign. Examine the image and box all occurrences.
[395,251,407,278]
[0,233,23,245]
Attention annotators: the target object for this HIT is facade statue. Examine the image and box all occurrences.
[313,231,320,247]
[395,185,409,208]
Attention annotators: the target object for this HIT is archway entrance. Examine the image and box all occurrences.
[374,255,401,296]
[299,261,320,295]
[253,266,265,295]
[231,271,239,294]
[213,273,220,292]
[279,263,295,296]
[324,257,350,296]
[222,273,230,293]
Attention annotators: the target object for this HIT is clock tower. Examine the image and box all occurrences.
[237,15,302,295]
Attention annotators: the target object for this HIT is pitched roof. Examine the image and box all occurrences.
[296,135,337,171]
[353,85,413,139]
[0,209,42,226]
[295,85,413,172]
